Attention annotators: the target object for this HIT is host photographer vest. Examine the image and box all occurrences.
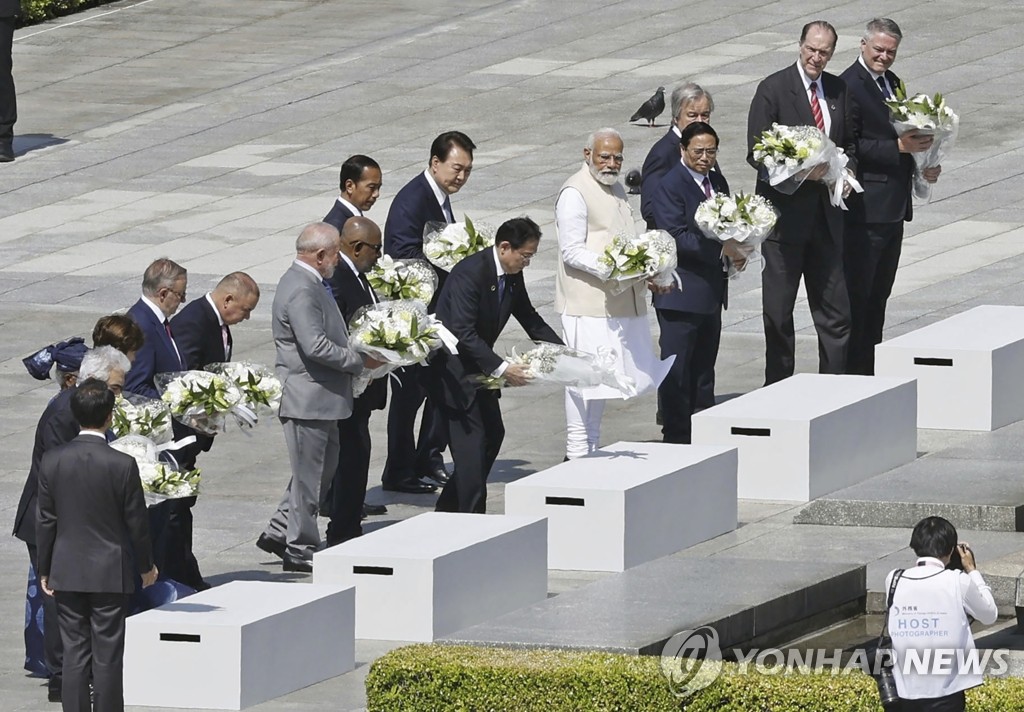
[555,164,646,319]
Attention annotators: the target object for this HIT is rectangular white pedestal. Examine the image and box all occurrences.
[504,441,736,572]
[313,512,547,642]
[875,305,1024,430]
[124,581,354,710]
[691,374,917,502]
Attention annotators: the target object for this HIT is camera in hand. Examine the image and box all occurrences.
[947,543,972,572]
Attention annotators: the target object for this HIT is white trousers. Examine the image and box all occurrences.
[564,389,606,458]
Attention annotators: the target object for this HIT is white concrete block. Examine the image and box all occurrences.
[123,581,354,710]
[314,512,547,642]
[691,374,917,502]
[876,305,1024,430]
[504,441,737,572]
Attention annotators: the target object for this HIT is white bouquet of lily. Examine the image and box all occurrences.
[695,192,779,279]
[367,255,438,303]
[155,370,252,435]
[112,393,173,444]
[205,361,282,417]
[885,82,959,202]
[110,435,201,505]
[348,300,458,397]
[752,123,862,209]
[599,229,680,293]
[423,216,493,271]
[480,343,637,398]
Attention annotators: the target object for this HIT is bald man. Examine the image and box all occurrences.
[168,271,260,589]
[323,218,388,545]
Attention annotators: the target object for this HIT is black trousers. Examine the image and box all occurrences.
[657,308,722,444]
[326,404,372,544]
[843,221,904,375]
[27,544,62,683]
[382,364,447,483]
[435,391,503,514]
[161,428,205,589]
[761,215,850,385]
[0,14,14,141]
[55,591,129,712]
[895,690,965,712]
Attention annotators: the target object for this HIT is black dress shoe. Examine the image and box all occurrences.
[256,533,286,559]
[382,478,438,494]
[48,679,61,702]
[282,553,312,573]
[363,502,388,516]
[421,465,450,486]
[0,142,13,163]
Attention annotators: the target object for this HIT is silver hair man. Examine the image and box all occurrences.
[141,258,187,298]
[670,82,715,124]
[79,345,131,381]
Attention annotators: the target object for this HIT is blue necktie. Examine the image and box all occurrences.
[322,279,334,298]
[877,76,892,99]
[442,195,454,224]
[497,274,507,303]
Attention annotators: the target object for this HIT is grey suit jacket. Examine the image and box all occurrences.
[273,262,364,420]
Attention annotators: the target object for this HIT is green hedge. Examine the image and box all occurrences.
[366,644,1024,712]
[18,0,121,25]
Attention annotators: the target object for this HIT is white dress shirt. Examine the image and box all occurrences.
[335,196,363,217]
[796,60,832,135]
[142,295,182,365]
[423,170,453,223]
[293,259,323,281]
[204,292,230,360]
[858,55,893,96]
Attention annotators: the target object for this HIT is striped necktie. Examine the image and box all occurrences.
[809,81,825,132]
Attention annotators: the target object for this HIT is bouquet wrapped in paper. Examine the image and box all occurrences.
[155,370,253,435]
[752,123,862,209]
[367,255,438,303]
[480,343,637,398]
[110,435,201,505]
[348,300,458,397]
[695,192,779,279]
[599,229,680,293]
[112,393,173,444]
[205,362,282,417]
[885,82,958,202]
[422,216,493,271]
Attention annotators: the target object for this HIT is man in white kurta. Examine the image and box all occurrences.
[554,128,673,459]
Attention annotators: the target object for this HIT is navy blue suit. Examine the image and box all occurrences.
[325,262,386,544]
[323,199,357,233]
[841,61,916,375]
[380,172,453,485]
[430,248,561,513]
[651,163,729,443]
[640,129,683,230]
[124,299,185,399]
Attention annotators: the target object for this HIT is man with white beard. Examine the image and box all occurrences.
[554,128,672,459]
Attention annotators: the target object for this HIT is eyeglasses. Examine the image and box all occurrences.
[687,148,719,157]
[165,287,187,302]
[595,153,624,163]
[355,242,383,254]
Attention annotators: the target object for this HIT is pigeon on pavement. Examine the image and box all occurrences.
[629,86,666,127]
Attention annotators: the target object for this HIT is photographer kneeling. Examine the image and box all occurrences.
[884,516,998,711]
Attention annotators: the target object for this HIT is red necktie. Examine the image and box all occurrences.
[164,319,174,342]
[702,176,712,199]
[809,81,825,132]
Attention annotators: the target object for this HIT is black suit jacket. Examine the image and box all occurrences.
[327,261,387,411]
[840,61,914,225]
[12,387,79,545]
[125,299,185,399]
[0,1,19,17]
[746,64,857,242]
[323,199,357,233]
[36,434,153,594]
[642,129,726,229]
[431,248,562,410]
[170,296,231,453]
[384,172,451,302]
[651,164,730,315]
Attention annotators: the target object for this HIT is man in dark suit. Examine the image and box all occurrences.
[13,346,130,703]
[841,18,942,375]
[324,217,388,545]
[323,155,382,232]
[381,131,475,493]
[164,271,260,589]
[37,379,158,712]
[0,0,17,162]
[431,217,562,514]
[651,123,746,444]
[747,20,857,385]
[641,83,717,230]
[124,258,188,398]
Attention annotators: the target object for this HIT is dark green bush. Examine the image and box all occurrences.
[366,644,1024,711]
[18,0,121,25]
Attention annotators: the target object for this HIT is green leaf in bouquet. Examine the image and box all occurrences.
[465,215,477,241]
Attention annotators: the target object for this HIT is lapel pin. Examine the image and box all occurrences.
[490,285,496,291]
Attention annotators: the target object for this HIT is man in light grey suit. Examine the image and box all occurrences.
[258,223,376,572]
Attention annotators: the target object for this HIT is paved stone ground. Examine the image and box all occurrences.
[1,0,1023,709]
